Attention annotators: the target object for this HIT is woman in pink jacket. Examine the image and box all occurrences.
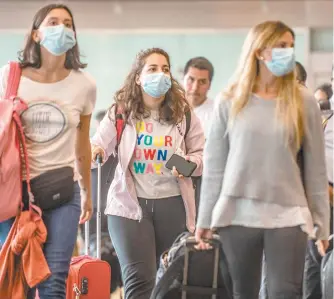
[91,47,205,299]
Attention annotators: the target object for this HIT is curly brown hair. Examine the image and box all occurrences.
[109,48,189,124]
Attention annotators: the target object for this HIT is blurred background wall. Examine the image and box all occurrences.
[0,0,332,115]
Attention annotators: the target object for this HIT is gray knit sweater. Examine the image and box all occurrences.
[197,91,330,239]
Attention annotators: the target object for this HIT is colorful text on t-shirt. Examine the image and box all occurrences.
[132,120,173,175]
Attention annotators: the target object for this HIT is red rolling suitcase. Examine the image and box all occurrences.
[66,155,111,299]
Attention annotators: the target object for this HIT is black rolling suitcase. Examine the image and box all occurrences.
[151,232,232,299]
[321,247,333,299]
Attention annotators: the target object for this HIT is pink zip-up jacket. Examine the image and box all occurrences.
[91,107,205,232]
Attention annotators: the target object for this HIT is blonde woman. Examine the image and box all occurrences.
[195,21,330,299]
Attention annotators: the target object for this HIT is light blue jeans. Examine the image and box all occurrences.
[0,217,14,248]
[0,182,81,299]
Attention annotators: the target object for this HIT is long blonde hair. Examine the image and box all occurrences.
[224,21,304,148]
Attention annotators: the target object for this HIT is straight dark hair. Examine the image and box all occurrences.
[18,3,86,70]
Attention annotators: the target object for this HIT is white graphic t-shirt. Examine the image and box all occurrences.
[130,112,181,199]
[0,64,96,179]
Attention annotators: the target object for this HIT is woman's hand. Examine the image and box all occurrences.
[79,189,93,224]
[315,239,329,257]
[171,156,192,178]
[171,166,184,178]
[195,227,214,250]
[91,145,104,163]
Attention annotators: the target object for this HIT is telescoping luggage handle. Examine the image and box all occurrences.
[181,235,221,299]
[84,154,103,259]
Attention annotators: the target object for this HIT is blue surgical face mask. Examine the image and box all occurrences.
[39,24,76,56]
[141,72,172,98]
[264,48,295,77]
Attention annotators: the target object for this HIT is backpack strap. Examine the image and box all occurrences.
[151,254,185,299]
[5,62,21,100]
[114,103,125,152]
[184,109,191,139]
[5,62,34,206]
[14,112,34,206]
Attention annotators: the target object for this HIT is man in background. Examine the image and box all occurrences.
[323,65,333,214]
[303,66,333,299]
[182,57,215,215]
[330,66,334,109]
[183,56,214,137]
[314,83,332,104]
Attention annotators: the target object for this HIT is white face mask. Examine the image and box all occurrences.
[264,48,296,77]
[141,72,172,98]
[39,24,76,56]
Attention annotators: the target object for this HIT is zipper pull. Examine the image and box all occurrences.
[73,284,81,299]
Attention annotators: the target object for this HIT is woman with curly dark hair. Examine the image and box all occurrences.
[91,47,205,298]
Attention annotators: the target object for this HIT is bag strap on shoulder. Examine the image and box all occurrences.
[5,62,34,206]
[5,62,21,100]
[114,103,125,151]
[184,109,191,139]
[14,112,34,206]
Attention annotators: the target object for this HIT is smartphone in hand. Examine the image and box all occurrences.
[166,154,197,177]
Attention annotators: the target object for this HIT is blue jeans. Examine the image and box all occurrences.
[0,217,15,247]
[27,182,81,299]
[0,182,81,299]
